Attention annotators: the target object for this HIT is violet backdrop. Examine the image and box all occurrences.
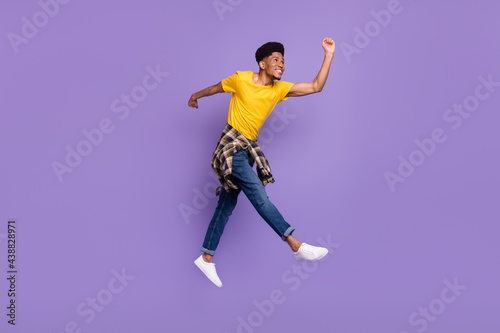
[1,0,499,332]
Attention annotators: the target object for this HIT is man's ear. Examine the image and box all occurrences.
[259,60,265,70]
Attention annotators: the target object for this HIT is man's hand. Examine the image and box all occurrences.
[187,82,224,109]
[188,94,199,109]
[322,37,335,55]
[286,37,335,97]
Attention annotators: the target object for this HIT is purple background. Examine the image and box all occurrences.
[2,0,499,332]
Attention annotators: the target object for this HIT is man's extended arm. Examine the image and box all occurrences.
[287,37,335,97]
[188,81,225,108]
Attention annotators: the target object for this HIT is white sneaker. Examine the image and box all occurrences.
[294,243,328,262]
[194,255,223,288]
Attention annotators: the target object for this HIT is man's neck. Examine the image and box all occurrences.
[254,71,274,86]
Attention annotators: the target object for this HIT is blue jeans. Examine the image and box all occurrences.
[201,148,295,255]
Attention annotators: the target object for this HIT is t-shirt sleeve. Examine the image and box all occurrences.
[221,71,239,93]
[278,81,295,101]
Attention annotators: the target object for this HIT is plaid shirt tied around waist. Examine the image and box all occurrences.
[211,123,274,196]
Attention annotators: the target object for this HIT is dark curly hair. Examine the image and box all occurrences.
[255,42,284,64]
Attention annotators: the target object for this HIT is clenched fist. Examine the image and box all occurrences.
[322,37,335,55]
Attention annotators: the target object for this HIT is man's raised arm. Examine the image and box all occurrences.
[188,81,225,108]
[287,37,335,97]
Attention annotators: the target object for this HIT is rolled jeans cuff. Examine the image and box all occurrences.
[201,247,215,256]
[281,226,295,241]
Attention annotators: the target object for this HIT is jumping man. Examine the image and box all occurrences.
[188,37,336,287]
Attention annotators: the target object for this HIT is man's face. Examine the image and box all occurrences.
[261,52,285,80]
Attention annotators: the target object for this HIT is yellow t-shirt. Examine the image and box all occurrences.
[221,71,294,141]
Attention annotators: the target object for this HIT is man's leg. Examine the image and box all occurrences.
[285,234,302,252]
[201,187,240,258]
[231,149,294,240]
[195,187,239,287]
[231,149,328,261]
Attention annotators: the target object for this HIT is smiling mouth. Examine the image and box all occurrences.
[275,69,283,75]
